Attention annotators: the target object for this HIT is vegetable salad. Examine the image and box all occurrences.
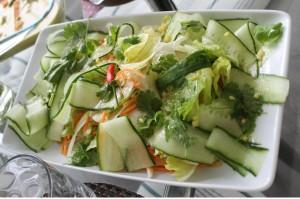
[6,12,289,181]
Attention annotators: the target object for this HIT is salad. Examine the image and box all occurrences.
[6,12,289,181]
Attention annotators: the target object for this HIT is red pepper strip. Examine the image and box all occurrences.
[106,64,115,83]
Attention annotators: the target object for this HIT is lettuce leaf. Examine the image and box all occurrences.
[165,155,198,181]
[124,28,160,64]
[212,57,231,96]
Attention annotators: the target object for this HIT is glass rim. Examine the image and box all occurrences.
[0,154,53,197]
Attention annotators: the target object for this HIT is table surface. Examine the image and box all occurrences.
[1,0,300,197]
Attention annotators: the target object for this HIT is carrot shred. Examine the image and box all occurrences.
[72,110,85,128]
[60,135,72,156]
[100,111,109,123]
[152,166,169,172]
[119,97,137,116]
[82,117,93,132]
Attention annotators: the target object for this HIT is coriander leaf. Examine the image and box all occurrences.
[222,82,263,133]
[121,36,141,51]
[113,48,125,61]
[64,22,87,41]
[254,22,283,44]
[71,144,98,167]
[96,83,115,102]
[107,25,119,46]
[137,90,162,115]
[181,20,203,31]
[151,54,178,74]
[137,111,164,138]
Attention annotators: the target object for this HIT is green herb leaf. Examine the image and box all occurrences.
[164,114,193,148]
[151,54,178,74]
[137,111,164,138]
[181,20,203,31]
[71,144,98,167]
[137,90,162,115]
[222,82,264,133]
[96,83,115,102]
[254,22,283,44]
[107,25,119,46]
[121,36,141,51]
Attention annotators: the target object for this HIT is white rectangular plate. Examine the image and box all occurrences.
[2,10,291,191]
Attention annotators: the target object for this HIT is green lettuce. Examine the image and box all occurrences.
[124,28,160,63]
[165,155,198,181]
[212,57,231,96]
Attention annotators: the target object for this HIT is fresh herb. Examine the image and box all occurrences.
[181,21,203,31]
[114,36,141,61]
[164,114,193,148]
[137,111,164,138]
[180,20,205,41]
[96,82,115,102]
[71,144,98,167]
[222,82,264,133]
[137,90,162,115]
[113,48,125,61]
[121,36,141,51]
[71,135,98,167]
[152,54,178,73]
[254,22,283,44]
[136,90,162,138]
[44,22,90,84]
[107,25,119,46]
[156,50,216,90]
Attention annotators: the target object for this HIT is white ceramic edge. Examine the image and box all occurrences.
[2,9,291,191]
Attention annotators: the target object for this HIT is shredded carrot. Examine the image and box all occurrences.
[119,97,137,116]
[60,134,72,156]
[72,110,85,128]
[82,117,93,132]
[147,146,166,166]
[115,70,143,88]
[108,54,115,61]
[152,166,169,172]
[100,111,109,123]
[119,104,136,116]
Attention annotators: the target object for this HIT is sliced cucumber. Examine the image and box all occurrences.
[28,79,52,100]
[49,74,69,118]
[195,100,243,137]
[156,50,215,90]
[69,80,101,110]
[25,98,49,135]
[9,123,49,153]
[204,20,257,75]
[40,52,60,73]
[6,104,30,135]
[100,116,153,171]
[212,150,248,176]
[47,99,72,141]
[97,125,125,171]
[217,18,250,32]
[148,126,216,164]
[206,128,267,176]
[235,22,257,54]
[230,68,290,103]
[46,30,66,57]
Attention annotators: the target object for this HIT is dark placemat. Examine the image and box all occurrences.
[85,183,142,197]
